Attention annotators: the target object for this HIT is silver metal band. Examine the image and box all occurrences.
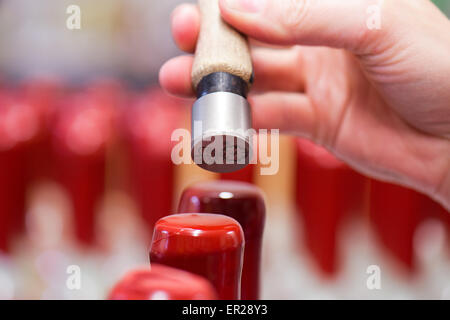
[191,92,253,173]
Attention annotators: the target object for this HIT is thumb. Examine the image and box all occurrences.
[219,0,385,53]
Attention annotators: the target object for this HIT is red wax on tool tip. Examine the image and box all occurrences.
[178,180,265,300]
[150,213,245,300]
[295,138,367,275]
[108,264,217,300]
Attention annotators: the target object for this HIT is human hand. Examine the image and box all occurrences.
[159,0,450,210]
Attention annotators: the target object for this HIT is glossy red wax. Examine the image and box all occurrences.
[108,264,217,300]
[178,181,265,300]
[370,180,438,271]
[150,213,245,300]
[52,95,111,246]
[295,138,367,276]
[122,89,186,230]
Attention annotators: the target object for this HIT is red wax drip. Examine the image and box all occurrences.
[108,264,217,300]
[150,213,245,300]
[178,180,265,300]
[295,139,367,276]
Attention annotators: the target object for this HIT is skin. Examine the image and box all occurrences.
[159,0,450,210]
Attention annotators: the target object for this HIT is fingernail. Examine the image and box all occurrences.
[223,0,265,13]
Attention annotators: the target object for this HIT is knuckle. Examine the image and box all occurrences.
[281,0,310,34]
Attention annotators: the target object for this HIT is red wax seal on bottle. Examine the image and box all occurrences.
[295,138,367,276]
[122,89,186,231]
[370,180,430,271]
[150,213,245,300]
[178,181,265,300]
[108,264,217,300]
[52,94,111,247]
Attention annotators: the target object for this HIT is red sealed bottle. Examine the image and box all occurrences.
[122,89,186,231]
[0,94,39,250]
[178,181,265,300]
[370,180,433,271]
[52,94,111,246]
[20,77,64,181]
[108,264,217,300]
[150,213,245,300]
[295,138,367,276]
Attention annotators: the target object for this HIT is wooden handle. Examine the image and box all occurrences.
[191,0,253,89]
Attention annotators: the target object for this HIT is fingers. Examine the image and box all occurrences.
[251,47,305,93]
[219,0,380,53]
[159,55,195,97]
[173,0,382,53]
[250,92,315,138]
[159,56,317,142]
[170,2,296,53]
[159,47,307,97]
[171,3,200,53]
